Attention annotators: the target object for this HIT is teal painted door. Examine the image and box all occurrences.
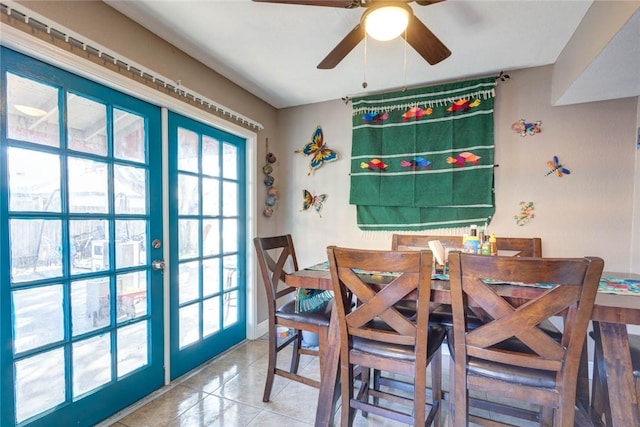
[0,48,164,426]
[168,112,246,379]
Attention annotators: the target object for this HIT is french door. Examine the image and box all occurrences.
[168,112,246,380]
[1,46,248,426]
[0,48,164,426]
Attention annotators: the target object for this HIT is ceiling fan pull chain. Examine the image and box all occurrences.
[403,27,408,91]
[362,34,368,89]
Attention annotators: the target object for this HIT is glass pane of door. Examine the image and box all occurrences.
[0,47,164,427]
[168,112,246,380]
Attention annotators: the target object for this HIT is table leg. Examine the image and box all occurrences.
[594,321,640,426]
[576,340,590,412]
[315,305,340,427]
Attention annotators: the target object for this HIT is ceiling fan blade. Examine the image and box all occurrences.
[402,15,451,65]
[252,0,357,8]
[415,0,446,5]
[317,24,365,69]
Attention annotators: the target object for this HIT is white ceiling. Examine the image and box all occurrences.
[104,0,637,110]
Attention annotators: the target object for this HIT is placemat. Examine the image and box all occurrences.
[482,276,640,296]
[598,276,640,296]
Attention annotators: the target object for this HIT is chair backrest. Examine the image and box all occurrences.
[253,235,299,316]
[448,252,603,379]
[391,234,543,257]
[391,234,462,251]
[495,237,542,257]
[327,246,433,350]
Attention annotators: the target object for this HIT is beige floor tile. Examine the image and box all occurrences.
[220,339,269,365]
[117,385,207,427]
[166,393,262,427]
[247,409,313,426]
[179,358,244,395]
[109,337,551,427]
[212,362,288,407]
[261,379,320,425]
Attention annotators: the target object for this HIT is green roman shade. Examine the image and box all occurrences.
[350,77,496,231]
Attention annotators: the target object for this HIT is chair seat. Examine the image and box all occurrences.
[439,303,563,359]
[447,333,559,388]
[352,326,446,362]
[448,322,564,389]
[395,303,486,330]
[277,300,331,327]
[429,304,486,330]
[468,357,557,389]
[393,299,419,317]
[430,305,562,337]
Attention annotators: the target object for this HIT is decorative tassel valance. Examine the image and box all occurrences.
[352,80,496,116]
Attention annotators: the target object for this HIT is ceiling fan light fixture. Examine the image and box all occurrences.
[364,5,410,42]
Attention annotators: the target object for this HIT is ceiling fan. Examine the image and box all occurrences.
[253,0,452,69]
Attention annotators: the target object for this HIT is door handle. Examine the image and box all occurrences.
[152,259,165,271]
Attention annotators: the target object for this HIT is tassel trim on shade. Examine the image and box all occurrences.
[352,83,496,117]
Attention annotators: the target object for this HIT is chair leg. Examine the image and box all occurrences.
[452,365,466,427]
[415,364,427,427]
[576,340,591,410]
[635,376,640,417]
[290,330,302,373]
[317,327,328,374]
[263,330,278,402]
[431,348,443,427]
[447,341,456,422]
[341,362,355,427]
[372,369,380,407]
[591,348,607,424]
[360,367,371,418]
[591,324,613,426]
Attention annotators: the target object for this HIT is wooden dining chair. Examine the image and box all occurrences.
[495,236,542,257]
[590,330,640,426]
[253,234,330,402]
[391,233,542,258]
[391,234,544,322]
[447,252,604,426]
[391,234,463,252]
[327,246,446,426]
[391,234,557,417]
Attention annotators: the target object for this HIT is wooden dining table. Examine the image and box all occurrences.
[285,267,640,427]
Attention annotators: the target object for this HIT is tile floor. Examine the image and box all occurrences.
[103,335,540,427]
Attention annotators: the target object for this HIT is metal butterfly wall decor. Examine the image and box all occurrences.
[301,189,327,217]
[295,126,338,175]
